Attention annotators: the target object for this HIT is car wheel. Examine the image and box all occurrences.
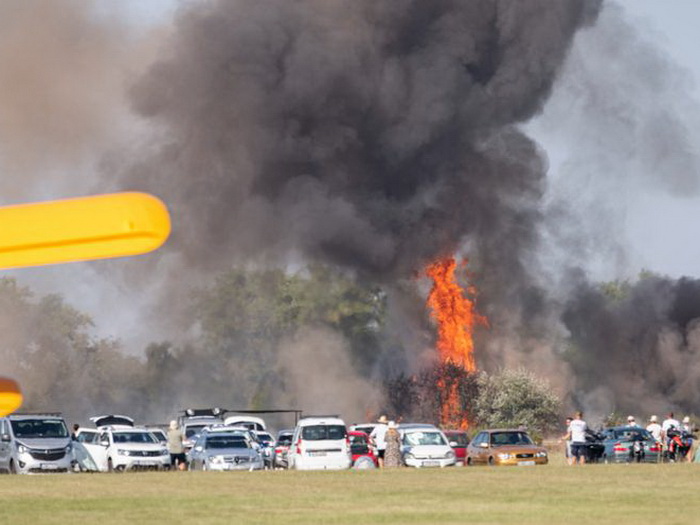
[603,454,609,464]
[487,456,495,466]
[107,458,114,472]
[466,457,472,466]
[9,459,17,474]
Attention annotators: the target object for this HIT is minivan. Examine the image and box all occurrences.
[0,413,73,473]
[287,416,351,470]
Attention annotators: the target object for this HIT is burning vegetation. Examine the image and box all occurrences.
[426,257,488,428]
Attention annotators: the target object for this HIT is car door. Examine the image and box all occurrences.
[80,430,110,471]
[468,432,486,464]
[0,420,9,470]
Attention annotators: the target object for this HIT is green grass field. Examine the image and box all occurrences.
[1,461,698,524]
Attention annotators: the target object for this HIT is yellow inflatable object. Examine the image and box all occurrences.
[0,192,170,269]
[0,378,22,417]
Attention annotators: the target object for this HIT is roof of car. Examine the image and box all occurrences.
[7,413,63,419]
[296,416,345,425]
[398,423,440,431]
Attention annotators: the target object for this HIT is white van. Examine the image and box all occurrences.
[287,416,351,470]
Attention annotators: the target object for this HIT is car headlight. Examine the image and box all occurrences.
[160,448,169,456]
[16,444,28,454]
[498,453,514,460]
[535,451,547,458]
[117,449,131,456]
[445,450,455,460]
[65,444,72,453]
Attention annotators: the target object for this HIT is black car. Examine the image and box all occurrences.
[583,429,605,463]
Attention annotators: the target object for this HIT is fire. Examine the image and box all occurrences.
[426,256,487,428]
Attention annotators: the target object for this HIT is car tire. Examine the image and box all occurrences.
[466,457,472,466]
[487,456,495,466]
[9,459,17,474]
[107,458,114,472]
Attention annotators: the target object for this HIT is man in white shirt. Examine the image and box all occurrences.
[565,411,588,465]
[369,415,388,468]
[646,415,662,442]
[662,412,680,438]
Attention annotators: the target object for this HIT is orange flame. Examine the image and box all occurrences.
[426,256,487,428]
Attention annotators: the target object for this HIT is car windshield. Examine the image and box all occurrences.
[613,429,652,441]
[151,431,167,442]
[446,433,469,446]
[350,434,369,454]
[277,434,293,445]
[185,425,208,439]
[490,432,533,446]
[301,425,347,441]
[403,431,447,447]
[113,432,157,444]
[256,433,273,444]
[206,435,249,449]
[11,419,69,438]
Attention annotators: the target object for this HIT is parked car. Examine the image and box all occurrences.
[273,429,294,469]
[399,424,456,468]
[466,429,547,466]
[348,430,378,468]
[349,423,377,437]
[178,408,224,452]
[77,424,169,472]
[254,430,276,468]
[583,429,606,463]
[188,428,263,471]
[599,426,661,463]
[223,415,267,431]
[0,413,73,474]
[443,430,469,466]
[287,416,351,470]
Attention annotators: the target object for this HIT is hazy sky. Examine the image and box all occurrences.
[5,0,700,347]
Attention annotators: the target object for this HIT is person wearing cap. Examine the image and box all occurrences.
[369,415,389,468]
[646,415,663,462]
[626,416,639,427]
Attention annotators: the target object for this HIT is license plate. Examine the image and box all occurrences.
[41,463,59,470]
[422,460,440,467]
[309,451,327,457]
[518,461,535,466]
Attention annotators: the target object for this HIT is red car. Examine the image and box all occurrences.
[348,431,378,468]
[443,430,470,466]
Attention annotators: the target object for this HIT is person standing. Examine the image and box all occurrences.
[167,420,187,471]
[383,421,402,468]
[626,415,639,427]
[646,415,662,462]
[565,411,588,465]
[562,417,573,462]
[370,415,389,468]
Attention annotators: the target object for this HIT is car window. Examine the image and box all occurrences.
[185,425,208,439]
[206,435,249,449]
[490,431,533,446]
[113,432,157,444]
[447,433,469,446]
[77,432,99,444]
[301,425,347,441]
[277,434,292,445]
[11,419,69,438]
[403,431,447,447]
[614,429,652,441]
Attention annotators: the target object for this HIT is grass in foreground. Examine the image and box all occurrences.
[1,462,699,525]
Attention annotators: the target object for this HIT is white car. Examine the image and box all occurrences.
[223,415,267,431]
[399,424,456,468]
[77,425,170,472]
[287,416,351,470]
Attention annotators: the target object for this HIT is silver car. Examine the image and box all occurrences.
[188,430,263,471]
[0,414,73,474]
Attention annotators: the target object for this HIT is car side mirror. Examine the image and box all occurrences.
[194,446,203,452]
[449,441,458,447]
[479,442,489,448]
[100,440,110,447]
[1,433,10,443]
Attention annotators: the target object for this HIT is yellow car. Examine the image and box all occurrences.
[466,429,548,466]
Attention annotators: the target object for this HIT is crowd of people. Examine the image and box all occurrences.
[563,411,698,465]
